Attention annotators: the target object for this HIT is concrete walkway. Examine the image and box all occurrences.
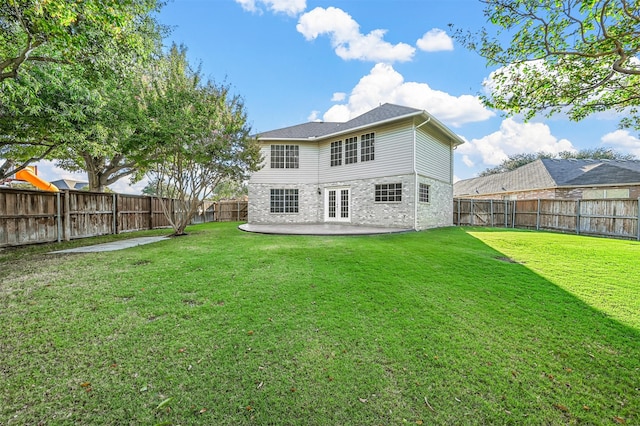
[238,223,413,236]
[49,236,170,254]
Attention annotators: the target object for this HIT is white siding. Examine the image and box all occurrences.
[250,142,319,184]
[318,122,414,183]
[415,126,451,183]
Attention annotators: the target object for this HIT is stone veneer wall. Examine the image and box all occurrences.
[249,174,417,228]
[322,174,415,229]
[248,183,321,224]
[416,176,453,230]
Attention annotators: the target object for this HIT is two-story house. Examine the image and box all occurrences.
[246,103,464,231]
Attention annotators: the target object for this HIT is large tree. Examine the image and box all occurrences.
[452,0,640,130]
[0,0,164,180]
[54,70,152,192]
[0,63,97,180]
[0,0,164,81]
[140,46,262,235]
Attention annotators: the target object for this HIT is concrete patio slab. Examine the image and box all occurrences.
[49,236,170,254]
[238,223,413,236]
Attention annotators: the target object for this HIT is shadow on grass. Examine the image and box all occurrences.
[343,226,640,424]
[1,223,638,425]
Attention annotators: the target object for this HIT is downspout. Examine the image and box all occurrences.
[413,117,431,230]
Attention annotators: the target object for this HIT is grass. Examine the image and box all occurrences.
[1,223,638,425]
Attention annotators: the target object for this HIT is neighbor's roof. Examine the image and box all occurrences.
[50,179,89,190]
[454,159,640,196]
[257,103,464,146]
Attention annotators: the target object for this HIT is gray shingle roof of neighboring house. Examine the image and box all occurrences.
[257,103,425,140]
[454,159,640,196]
[50,179,89,190]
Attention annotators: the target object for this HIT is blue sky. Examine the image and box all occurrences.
[36,0,640,193]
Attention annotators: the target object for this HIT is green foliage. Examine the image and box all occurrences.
[557,146,636,160]
[0,0,165,181]
[0,224,638,424]
[0,0,165,81]
[479,151,555,176]
[138,45,262,234]
[208,180,248,201]
[479,147,636,176]
[54,66,155,191]
[451,0,640,130]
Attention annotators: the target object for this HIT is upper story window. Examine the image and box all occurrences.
[330,141,342,167]
[375,183,402,202]
[361,133,375,162]
[345,137,358,164]
[271,145,299,169]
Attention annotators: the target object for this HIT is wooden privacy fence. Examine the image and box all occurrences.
[0,188,248,248]
[454,198,640,241]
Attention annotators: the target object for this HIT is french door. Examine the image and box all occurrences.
[324,187,350,222]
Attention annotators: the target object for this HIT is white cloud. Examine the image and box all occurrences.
[462,155,474,168]
[235,0,306,16]
[109,177,149,195]
[33,160,88,183]
[307,110,321,122]
[456,118,575,167]
[322,63,494,126]
[331,92,346,102]
[601,129,640,157]
[296,7,415,63]
[416,28,454,52]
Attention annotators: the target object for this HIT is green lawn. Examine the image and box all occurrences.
[1,223,638,425]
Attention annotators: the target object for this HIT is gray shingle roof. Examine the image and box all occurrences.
[454,159,640,196]
[257,121,342,139]
[257,103,422,140]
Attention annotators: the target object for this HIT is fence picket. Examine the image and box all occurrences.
[454,198,639,241]
[0,187,248,248]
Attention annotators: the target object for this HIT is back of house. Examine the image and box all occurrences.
[247,103,464,231]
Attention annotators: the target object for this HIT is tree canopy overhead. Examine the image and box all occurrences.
[452,0,640,130]
[0,0,164,81]
[0,0,165,181]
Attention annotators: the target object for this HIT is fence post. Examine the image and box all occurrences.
[536,199,541,231]
[512,200,516,228]
[56,192,62,243]
[576,199,581,235]
[112,193,117,235]
[470,199,474,226]
[457,198,460,225]
[490,199,494,227]
[237,201,240,221]
[637,198,639,241]
[504,199,507,228]
[148,197,154,230]
[64,190,71,241]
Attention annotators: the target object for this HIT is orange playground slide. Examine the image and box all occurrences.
[15,167,59,192]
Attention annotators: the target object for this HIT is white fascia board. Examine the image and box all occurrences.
[315,111,425,141]
[258,110,466,147]
[420,111,466,147]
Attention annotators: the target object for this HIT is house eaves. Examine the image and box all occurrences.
[307,111,466,148]
[257,103,466,147]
